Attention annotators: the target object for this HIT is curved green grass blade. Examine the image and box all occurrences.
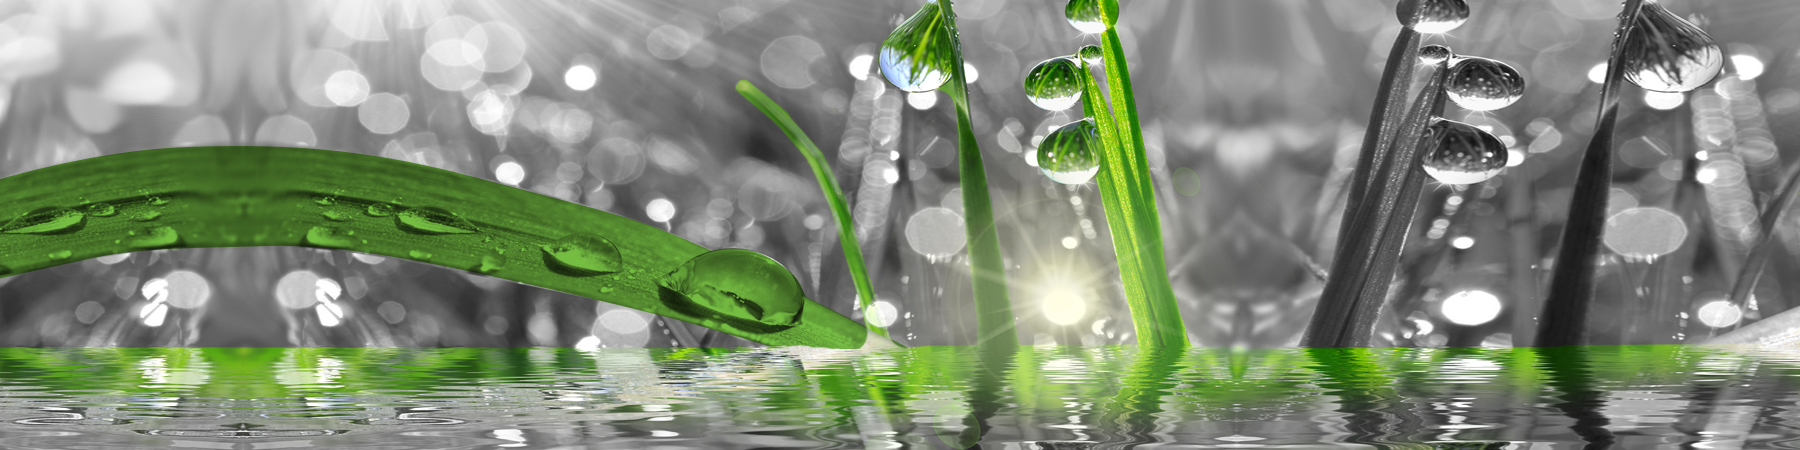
[0,146,869,349]
[735,80,889,340]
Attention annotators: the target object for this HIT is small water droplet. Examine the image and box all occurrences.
[1064,0,1109,34]
[478,254,505,274]
[134,211,163,222]
[1621,2,1723,93]
[3,207,85,234]
[365,203,395,217]
[1419,44,1453,65]
[149,196,172,206]
[1400,0,1469,34]
[659,248,805,328]
[541,233,622,275]
[1038,118,1101,185]
[395,207,478,234]
[47,250,72,260]
[1023,57,1084,111]
[409,250,433,260]
[304,226,357,249]
[322,210,351,221]
[878,1,954,93]
[600,286,615,294]
[87,203,116,217]
[1421,118,1509,185]
[127,226,180,249]
[1077,45,1103,66]
[313,195,336,206]
[1445,56,1525,111]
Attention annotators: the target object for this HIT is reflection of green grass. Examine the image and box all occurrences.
[736,80,887,340]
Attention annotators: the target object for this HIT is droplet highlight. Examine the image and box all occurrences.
[1621,2,1723,93]
[541,232,623,275]
[878,2,954,93]
[659,249,805,328]
[1445,56,1525,111]
[1038,119,1102,185]
[3,207,85,234]
[1023,57,1084,111]
[395,207,478,234]
[1420,118,1509,185]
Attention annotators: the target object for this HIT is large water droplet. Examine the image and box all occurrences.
[1419,45,1453,65]
[395,207,478,234]
[541,232,623,275]
[304,226,357,249]
[127,226,181,249]
[1077,45,1103,66]
[1445,56,1525,111]
[1038,119,1101,185]
[87,203,116,217]
[1024,57,1084,111]
[1065,0,1109,34]
[1621,2,1723,93]
[3,207,84,234]
[659,248,805,328]
[1399,0,1469,34]
[1421,118,1509,185]
[878,2,954,93]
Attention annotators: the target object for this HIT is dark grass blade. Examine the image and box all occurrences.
[1726,162,1800,323]
[1537,0,1647,348]
[937,0,1018,349]
[735,80,890,340]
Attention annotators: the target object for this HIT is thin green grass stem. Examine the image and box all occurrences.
[1726,162,1800,328]
[938,0,1018,349]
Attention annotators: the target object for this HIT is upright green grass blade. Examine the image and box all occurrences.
[936,0,1018,349]
[0,146,870,349]
[735,80,889,340]
[1087,0,1187,348]
[1538,0,1646,347]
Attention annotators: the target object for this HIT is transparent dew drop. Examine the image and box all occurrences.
[478,254,506,274]
[3,207,84,234]
[322,210,351,221]
[1421,118,1509,185]
[304,226,357,249]
[395,207,478,234]
[87,203,116,217]
[540,232,623,275]
[1445,56,1525,111]
[48,250,72,260]
[134,211,163,221]
[1078,45,1103,66]
[365,203,395,217]
[127,226,180,249]
[1023,57,1084,111]
[1418,45,1453,65]
[1038,119,1102,185]
[149,196,172,206]
[409,250,433,260]
[1065,0,1108,34]
[1621,2,1723,93]
[1399,0,1469,34]
[658,248,805,328]
[877,1,954,93]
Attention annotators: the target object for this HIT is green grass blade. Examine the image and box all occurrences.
[937,0,1018,349]
[1092,0,1187,348]
[735,80,889,340]
[0,146,870,349]
[1538,0,1646,347]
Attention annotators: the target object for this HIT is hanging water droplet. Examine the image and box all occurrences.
[395,207,478,234]
[1399,0,1469,34]
[3,207,85,234]
[409,250,433,260]
[304,226,356,249]
[658,248,805,328]
[366,203,395,217]
[1038,119,1102,185]
[322,210,351,221]
[134,211,163,222]
[1024,57,1084,111]
[127,226,180,249]
[878,1,954,93]
[1077,45,1103,66]
[87,203,116,217]
[1421,118,1509,185]
[1621,2,1723,93]
[1064,0,1109,34]
[1445,56,1525,111]
[1419,45,1453,65]
[541,232,623,275]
